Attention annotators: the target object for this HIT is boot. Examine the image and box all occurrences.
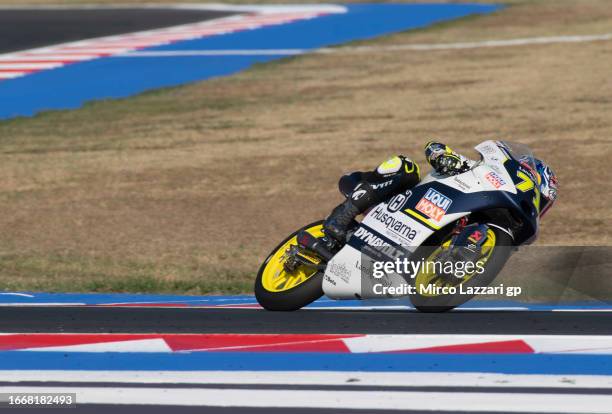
[323,200,360,242]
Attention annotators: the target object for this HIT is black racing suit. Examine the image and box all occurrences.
[323,142,470,242]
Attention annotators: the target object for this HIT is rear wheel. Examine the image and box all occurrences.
[255,221,325,311]
[409,226,513,312]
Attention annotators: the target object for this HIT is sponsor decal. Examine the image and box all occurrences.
[355,259,375,277]
[327,262,351,284]
[484,171,506,189]
[387,192,409,213]
[415,188,452,222]
[371,180,393,190]
[479,144,497,154]
[353,227,389,247]
[324,274,337,286]
[452,177,472,191]
[468,230,484,243]
[352,188,367,201]
[371,206,418,241]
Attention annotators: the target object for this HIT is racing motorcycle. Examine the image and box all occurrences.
[255,141,542,312]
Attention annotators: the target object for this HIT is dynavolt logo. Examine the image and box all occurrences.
[415,188,452,222]
[353,227,389,247]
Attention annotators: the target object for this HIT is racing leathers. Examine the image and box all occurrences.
[323,142,558,242]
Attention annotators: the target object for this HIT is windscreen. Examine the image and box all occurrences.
[499,141,537,175]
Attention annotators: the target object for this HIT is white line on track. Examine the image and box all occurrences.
[0,6,340,81]
[4,371,612,389]
[331,33,612,52]
[120,49,306,56]
[0,293,34,297]
[120,32,612,58]
[0,4,348,14]
[0,55,94,62]
[0,73,25,79]
[0,63,63,70]
[2,386,612,412]
[0,302,86,306]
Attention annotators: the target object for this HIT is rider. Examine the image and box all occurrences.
[323,141,558,242]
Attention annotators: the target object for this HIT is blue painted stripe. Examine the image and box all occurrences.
[1,292,610,310]
[1,352,612,375]
[0,4,501,119]
[149,4,500,52]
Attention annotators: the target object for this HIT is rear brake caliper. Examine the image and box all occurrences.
[282,231,334,272]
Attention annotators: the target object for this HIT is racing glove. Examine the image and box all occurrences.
[425,141,471,175]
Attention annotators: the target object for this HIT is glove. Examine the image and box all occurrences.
[431,153,466,175]
[425,141,470,175]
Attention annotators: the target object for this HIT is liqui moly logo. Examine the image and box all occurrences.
[484,171,506,189]
[415,188,452,222]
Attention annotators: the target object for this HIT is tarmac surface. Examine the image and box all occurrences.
[1,307,610,334]
[0,7,237,53]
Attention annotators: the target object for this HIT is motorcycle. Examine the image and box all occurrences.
[255,141,542,312]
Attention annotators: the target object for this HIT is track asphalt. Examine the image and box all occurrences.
[0,307,610,334]
[0,4,500,118]
[0,8,237,54]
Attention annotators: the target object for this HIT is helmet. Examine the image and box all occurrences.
[535,158,558,217]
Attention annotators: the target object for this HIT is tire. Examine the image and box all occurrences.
[409,226,513,312]
[254,221,325,311]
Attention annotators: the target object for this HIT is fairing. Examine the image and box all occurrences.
[323,140,541,299]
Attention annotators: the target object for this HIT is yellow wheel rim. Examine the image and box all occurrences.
[414,229,496,297]
[261,224,324,293]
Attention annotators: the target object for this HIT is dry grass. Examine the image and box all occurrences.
[0,0,610,293]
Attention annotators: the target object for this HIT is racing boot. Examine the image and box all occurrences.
[324,182,379,243]
[323,200,360,243]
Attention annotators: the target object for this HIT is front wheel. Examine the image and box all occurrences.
[255,221,325,311]
[409,225,513,312]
